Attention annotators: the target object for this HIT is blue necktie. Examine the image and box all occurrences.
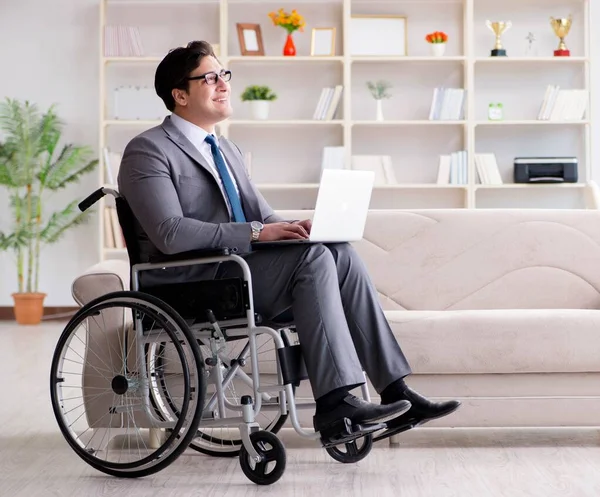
[204,134,246,222]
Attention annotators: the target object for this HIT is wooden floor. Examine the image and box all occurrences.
[3,321,600,496]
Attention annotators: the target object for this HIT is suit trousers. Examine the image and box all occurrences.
[216,242,412,399]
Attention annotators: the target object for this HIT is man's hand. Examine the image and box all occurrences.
[292,219,312,234]
[258,222,309,241]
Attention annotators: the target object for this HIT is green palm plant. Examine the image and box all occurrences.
[0,98,97,320]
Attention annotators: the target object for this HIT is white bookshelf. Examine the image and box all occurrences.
[98,0,594,259]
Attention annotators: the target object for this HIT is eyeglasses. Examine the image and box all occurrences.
[186,69,232,85]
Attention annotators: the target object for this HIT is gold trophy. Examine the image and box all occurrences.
[550,15,572,56]
[486,21,512,57]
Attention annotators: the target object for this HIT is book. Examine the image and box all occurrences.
[313,85,344,120]
[428,88,466,121]
[104,25,144,57]
[474,153,502,184]
[537,86,588,121]
[351,155,396,185]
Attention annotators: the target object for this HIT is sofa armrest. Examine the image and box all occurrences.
[71,259,131,306]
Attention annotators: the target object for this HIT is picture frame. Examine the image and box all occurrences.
[349,15,407,56]
[236,23,265,56]
[310,27,336,56]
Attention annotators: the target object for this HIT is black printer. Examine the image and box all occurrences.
[513,157,578,183]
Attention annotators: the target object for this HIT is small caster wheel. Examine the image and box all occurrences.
[325,433,373,463]
[239,431,286,485]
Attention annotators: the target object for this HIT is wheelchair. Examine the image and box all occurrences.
[50,187,386,485]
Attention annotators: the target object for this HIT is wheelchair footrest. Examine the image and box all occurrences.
[372,420,417,443]
[319,418,386,449]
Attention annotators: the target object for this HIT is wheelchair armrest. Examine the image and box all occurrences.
[148,247,230,264]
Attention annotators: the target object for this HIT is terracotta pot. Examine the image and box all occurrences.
[12,292,46,325]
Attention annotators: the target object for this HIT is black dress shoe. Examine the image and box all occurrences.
[373,387,460,442]
[313,394,411,434]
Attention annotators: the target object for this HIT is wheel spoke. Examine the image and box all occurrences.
[345,442,359,456]
[264,449,279,463]
[254,460,268,476]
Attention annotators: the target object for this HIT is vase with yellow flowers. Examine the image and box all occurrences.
[268,8,306,56]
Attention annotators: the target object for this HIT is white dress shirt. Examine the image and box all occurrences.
[170,113,241,216]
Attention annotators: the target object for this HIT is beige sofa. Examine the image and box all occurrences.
[73,208,600,431]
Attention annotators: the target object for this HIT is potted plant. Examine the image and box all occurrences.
[240,85,277,120]
[0,98,98,325]
[268,8,306,56]
[426,31,449,56]
[366,80,393,121]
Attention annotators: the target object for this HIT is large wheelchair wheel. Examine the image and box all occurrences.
[187,330,294,458]
[50,291,205,478]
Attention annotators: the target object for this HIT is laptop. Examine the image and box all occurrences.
[252,168,375,247]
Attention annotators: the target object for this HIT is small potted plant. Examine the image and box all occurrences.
[426,31,449,56]
[366,80,392,121]
[240,85,277,120]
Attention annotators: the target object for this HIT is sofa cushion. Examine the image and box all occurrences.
[277,209,600,311]
[388,308,600,374]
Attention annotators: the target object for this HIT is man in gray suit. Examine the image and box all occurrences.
[118,41,460,444]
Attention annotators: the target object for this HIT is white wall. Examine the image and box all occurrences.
[0,0,99,306]
[0,0,598,306]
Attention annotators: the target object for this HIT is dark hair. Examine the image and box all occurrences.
[154,40,218,112]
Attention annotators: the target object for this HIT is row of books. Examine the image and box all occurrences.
[428,88,466,121]
[436,152,503,185]
[313,85,344,120]
[103,206,126,250]
[104,25,145,57]
[537,86,589,121]
[436,150,468,184]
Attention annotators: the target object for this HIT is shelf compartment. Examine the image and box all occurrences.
[352,124,466,184]
[352,62,465,121]
[474,120,590,126]
[352,120,466,126]
[474,125,587,184]
[474,57,589,63]
[103,119,162,126]
[473,1,587,59]
[351,56,466,63]
[231,125,344,185]
[474,183,586,190]
[227,119,344,126]
[227,56,344,63]
[103,56,162,63]
[474,62,587,122]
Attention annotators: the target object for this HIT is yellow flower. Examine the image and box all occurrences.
[268,7,305,32]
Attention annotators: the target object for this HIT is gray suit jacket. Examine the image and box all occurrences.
[117,115,285,286]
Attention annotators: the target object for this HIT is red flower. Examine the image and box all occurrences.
[426,31,448,43]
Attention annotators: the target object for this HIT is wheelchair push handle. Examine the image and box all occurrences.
[78,187,120,212]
